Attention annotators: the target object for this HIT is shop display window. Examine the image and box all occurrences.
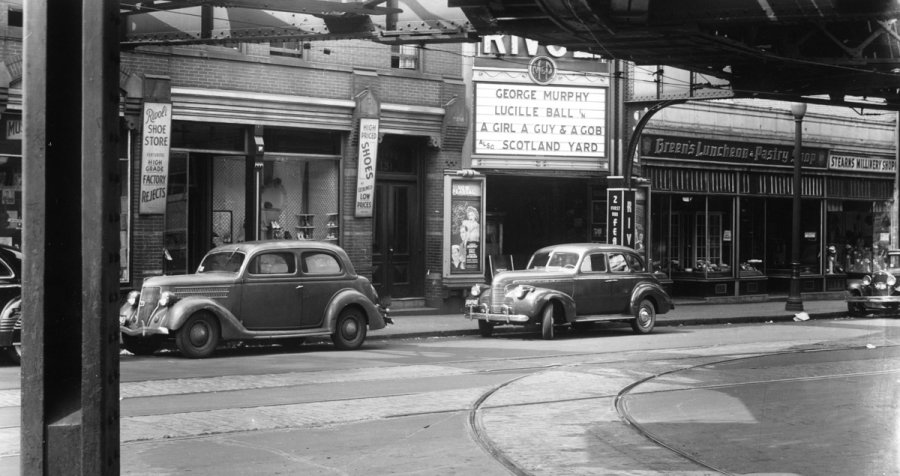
[257,156,339,242]
[663,196,735,279]
[738,197,765,278]
[0,156,21,249]
[766,198,821,275]
[826,200,893,275]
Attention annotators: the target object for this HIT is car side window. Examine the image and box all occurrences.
[0,258,13,279]
[302,252,342,275]
[608,253,630,273]
[249,252,296,275]
[580,253,607,273]
[625,253,645,272]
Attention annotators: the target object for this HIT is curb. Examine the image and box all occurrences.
[368,311,852,341]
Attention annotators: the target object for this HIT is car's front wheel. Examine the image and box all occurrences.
[332,308,367,350]
[847,293,867,316]
[541,304,555,340]
[847,301,867,316]
[122,335,163,356]
[631,299,656,334]
[176,312,220,359]
[478,320,494,337]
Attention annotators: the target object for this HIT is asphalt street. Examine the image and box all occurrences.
[1,297,898,475]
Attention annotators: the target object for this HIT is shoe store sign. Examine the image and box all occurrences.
[355,118,380,217]
[138,102,172,214]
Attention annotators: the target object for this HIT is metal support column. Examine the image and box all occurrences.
[786,103,807,312]
[23,1,121,474]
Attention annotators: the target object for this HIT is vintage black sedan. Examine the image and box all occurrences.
[120,240,389,358]
[465,243,673,339]
[846,249,900,316]
[0,245,21,364]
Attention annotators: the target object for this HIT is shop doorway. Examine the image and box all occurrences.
[164,153,246,275]
[372,137,424,299]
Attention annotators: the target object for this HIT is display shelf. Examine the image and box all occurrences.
[324,212,339,242]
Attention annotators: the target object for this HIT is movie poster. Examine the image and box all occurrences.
[448,179,483,275]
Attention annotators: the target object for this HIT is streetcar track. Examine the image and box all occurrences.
[463,344,900,476]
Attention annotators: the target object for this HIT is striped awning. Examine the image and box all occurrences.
[121,1,475,46]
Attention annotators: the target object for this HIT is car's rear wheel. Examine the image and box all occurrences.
[2,298,21,365]
[631,299,656,334]
[176,312,220,359]
[478,320,494,337]
[122,335,163,356]
[541,304,555,340]
[332,308,367,350]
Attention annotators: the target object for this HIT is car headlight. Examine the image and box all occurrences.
[158,291,178,307]
[862,275,872,286]
[126,290,140,307]
[511,285,534,299]
[887,274,897,286]
[470,284,487,297]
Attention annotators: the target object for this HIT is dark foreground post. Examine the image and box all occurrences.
[22,1,121,474]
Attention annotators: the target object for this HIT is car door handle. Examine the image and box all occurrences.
[296,285,304,289]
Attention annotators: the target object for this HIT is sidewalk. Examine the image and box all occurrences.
[374,297,850,340]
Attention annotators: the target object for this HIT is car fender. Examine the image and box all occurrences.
[509,287,576,321]
[0,296,20,347]
[846,280,867,296]
[629,282,672,315]
[324,288,387,331]
[165,296,245,339]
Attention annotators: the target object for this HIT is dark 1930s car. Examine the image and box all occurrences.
[0,245,21,364]
[120,240,389,358]
[846,249,900,316]
[465,243,673,339]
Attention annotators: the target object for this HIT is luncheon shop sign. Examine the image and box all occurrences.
[474,83,606,158]
[139,102,172,214]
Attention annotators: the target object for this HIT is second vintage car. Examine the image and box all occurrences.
[466,243,673,339]
[846,249,900,316]
[120,240,389,358]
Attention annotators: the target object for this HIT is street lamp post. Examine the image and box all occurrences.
[786,102,807,311]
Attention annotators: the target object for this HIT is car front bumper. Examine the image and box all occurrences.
[464,301,530,324]
[119,324,170,337]
[846,295,900,304]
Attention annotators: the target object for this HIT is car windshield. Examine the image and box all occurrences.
[197,251,246,273]
[528,250,580,271]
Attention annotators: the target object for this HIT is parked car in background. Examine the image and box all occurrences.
[120,240,390,358]
[465,243,673,339]
[0,245,22,364]
[846,249,900,316]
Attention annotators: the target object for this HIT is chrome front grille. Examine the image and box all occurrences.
[137,287,160,322]
[174,286,229,299]
[490,282,507,312]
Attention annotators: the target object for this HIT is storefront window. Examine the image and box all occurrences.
[650,194,668,273]
[663,195,734,279]
[738,197,765,277]
[766,198,821,274]
[826,200,892,274]
[0,156,22,249]
[258,156,339,242]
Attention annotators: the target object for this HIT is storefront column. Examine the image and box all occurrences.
[247,125,264,241]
